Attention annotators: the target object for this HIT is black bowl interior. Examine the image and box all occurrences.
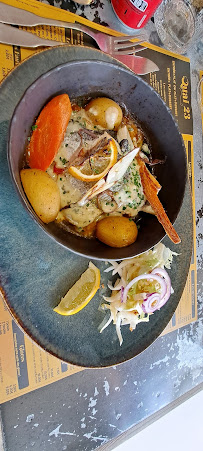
[8,60,187,260]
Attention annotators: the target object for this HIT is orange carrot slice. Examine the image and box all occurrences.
[139,159,181,244]
[28,94,72,171]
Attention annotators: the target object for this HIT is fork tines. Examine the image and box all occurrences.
[112,34,146,44]
[114,40,146,51]
[114,47,147,55]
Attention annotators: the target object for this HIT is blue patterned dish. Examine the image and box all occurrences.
[0,46,192,367]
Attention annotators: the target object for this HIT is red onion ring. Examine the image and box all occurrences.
[151,267,171,309]
[123,273,167,304]
[122,268,171,314]
[121,286,124,303]
[142,292,162,313]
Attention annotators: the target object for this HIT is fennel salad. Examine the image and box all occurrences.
[100,243,178,345]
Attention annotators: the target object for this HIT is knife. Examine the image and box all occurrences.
[0,22,61,47]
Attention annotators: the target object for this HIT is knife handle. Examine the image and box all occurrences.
[0,23,63,48]
[0,2,99,35]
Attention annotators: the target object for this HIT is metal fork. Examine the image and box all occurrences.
[68,23,147,55]
[0,1,147,54]
[0,21,147,54]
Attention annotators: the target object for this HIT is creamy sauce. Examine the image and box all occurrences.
[62,202,102,228]
[48,105,151,236]
[56,174,88,209]
[113,161,145,216]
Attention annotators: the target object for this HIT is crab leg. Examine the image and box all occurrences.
[138,159,181,244]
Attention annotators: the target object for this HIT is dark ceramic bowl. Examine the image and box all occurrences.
[8,60,187,261]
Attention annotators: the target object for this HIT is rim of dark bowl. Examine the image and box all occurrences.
[7,59,187,261]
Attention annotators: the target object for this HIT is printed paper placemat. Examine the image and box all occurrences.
[0,1,197,403]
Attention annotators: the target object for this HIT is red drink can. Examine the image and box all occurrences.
[111,0,163,29]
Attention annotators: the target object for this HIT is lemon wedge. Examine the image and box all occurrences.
[54,262,100,316]
[68,139,117,182]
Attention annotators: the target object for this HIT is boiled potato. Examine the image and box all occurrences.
[20,169,60,224]
[96,216,138,248]
[85,97,123,130]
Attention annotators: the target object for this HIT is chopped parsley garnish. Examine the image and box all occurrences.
[31,124,38,131]
[60,157,68,165]
[133,170,141,187]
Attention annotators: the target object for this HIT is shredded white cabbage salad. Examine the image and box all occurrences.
[99,243,178,345]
